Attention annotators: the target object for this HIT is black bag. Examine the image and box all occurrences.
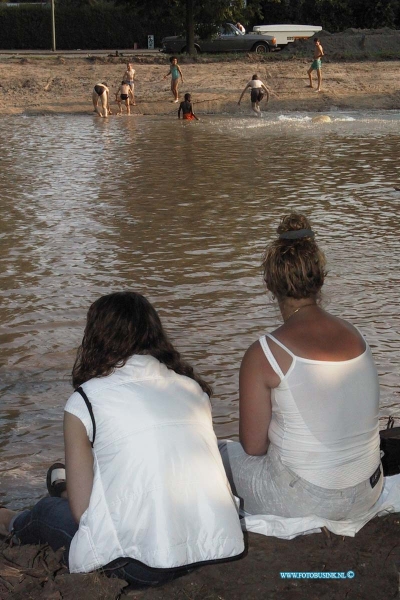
[380,416,400,476]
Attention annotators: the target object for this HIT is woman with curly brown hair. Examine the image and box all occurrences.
[0,292,244,586]
[220,214,383,521]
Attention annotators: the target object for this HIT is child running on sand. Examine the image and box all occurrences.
[115,81,135,115]
[164,56,184,103]
[238,74,269,116]
[178,93,199,120]
[92,82,111,117]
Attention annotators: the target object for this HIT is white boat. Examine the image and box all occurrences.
[252,24,322,48]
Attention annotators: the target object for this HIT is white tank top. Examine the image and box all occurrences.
[259,334,381,489]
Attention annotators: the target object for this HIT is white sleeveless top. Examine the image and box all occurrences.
[65,355,244,573]
[259,334,381,489]
[248,79,262,89]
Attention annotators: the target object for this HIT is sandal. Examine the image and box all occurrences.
[46,462,67,497]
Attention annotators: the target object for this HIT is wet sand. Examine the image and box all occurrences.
[1,513,399,599]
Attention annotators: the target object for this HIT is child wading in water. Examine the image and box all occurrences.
[92,82,111,117]
[178,93,199,120]
[115,81,135,115]
[238,74,270,116]
[164,56,184,103]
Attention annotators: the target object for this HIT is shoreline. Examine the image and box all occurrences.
[1,55,400,117]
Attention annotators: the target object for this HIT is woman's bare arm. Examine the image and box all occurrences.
[239,341,278,455]
[64,411,94,523]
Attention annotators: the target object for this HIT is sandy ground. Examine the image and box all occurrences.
[0,51,399,118]
[1,513,399,599]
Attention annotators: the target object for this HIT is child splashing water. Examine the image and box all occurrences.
[178,93,199,121]
[238,74,270,117]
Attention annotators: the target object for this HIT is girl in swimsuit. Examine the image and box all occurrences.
[164,56,184,103]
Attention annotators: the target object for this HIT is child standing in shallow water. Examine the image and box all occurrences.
[164,56,184,102]
[178,93,199,120]
[115,81,135,115]
[92,82,111,117]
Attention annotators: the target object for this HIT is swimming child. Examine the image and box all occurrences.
[123,62,136,105]
[164,56,184,103]
[238,74,270,116]
[115,81,135,115]
[178,93,199,121]
[92,82,111,118]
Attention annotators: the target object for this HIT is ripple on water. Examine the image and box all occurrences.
[0,112,399,506]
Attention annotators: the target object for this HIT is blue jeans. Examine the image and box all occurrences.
[13,497,188,587]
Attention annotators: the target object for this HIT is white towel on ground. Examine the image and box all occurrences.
[241,473,400,539]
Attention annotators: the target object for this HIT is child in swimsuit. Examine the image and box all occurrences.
[115,81,135,115]
[92,82,111,118]
[178,93,199,120]
[164,56,184,103]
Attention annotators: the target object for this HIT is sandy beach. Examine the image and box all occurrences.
[0,53,399,117]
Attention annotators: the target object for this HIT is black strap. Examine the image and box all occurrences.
[76,386,96,448]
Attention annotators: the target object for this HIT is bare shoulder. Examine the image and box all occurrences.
[240,339,281,388]
[275,309,367,360]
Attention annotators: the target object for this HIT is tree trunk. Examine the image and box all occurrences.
[186,0,195,54]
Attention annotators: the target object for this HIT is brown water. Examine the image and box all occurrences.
[1,111,399,507]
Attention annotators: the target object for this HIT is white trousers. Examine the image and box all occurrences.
[219,440,383,520]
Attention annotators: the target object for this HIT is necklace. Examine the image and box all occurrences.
[286,303,316,321]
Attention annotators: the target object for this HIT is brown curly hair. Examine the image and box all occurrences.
[72,291,212,397]
[262,214,326,300]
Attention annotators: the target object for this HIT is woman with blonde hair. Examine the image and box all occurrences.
[220,214,383,520]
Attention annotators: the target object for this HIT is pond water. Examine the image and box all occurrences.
[0,110,399,507]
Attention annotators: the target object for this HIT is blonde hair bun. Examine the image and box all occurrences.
[262,213,326,300]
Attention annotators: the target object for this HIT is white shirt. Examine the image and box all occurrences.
[65,355,244,573]
[248,79,263,89]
